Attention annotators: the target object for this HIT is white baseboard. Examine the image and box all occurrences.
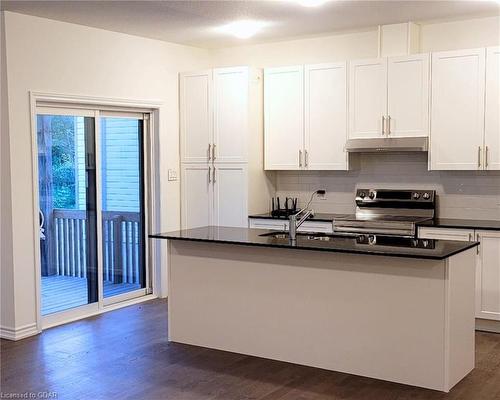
[0,323,40,341]
[476,318,500,334]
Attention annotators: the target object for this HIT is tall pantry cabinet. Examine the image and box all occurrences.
[180,67,271,229]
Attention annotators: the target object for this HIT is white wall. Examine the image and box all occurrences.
[211,15,500,221]
[1,11,210,336]
[1,12,16,332]
[420,15,500,52]
[211,29,378,67]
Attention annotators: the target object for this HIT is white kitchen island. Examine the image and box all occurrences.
[152,226,479,392]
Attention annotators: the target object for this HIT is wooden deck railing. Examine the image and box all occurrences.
[49,209,141,284]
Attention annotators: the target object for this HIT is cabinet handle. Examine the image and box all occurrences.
[212,144,216,161]
[305,150,309,167]
[387,115,391,135]
[208,166,211,183]
[213,166,216,183]
[476,233,480,255]
[478,146,482,169]
[299,150,303,167]
[381,116,386,135]
[469,233,472,241]
[485,146,489,169]
[208,144,211,161]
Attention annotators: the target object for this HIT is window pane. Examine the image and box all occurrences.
[38,114,98,315]
[100,117,145,298]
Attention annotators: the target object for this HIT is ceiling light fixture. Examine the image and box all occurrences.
[296,0,329,7]
[215,20,269,39]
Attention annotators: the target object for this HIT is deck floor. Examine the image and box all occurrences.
[41,275,141,315]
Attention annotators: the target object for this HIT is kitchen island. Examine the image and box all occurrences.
[151,226,479,392]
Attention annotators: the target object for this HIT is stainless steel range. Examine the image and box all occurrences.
[333,188,436,237]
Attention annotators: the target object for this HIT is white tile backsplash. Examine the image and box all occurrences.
[275,153,500,220]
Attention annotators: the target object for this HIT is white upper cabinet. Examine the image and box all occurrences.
[305,62,348,170]
[181,164,212,229]
[485,46,500,171]
[430,48,486,170]
[212,164,248,228]
[387,54,429,137]
[180,70,212,163]
[348,58,388,139]
[264,66,304,170]
[349,55,430,139]
[213,67,249,163]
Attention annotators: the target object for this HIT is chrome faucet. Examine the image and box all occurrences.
[289,208,313,242]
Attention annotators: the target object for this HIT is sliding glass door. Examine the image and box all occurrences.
[36,107,149,320]
[37,112,98,315]
[100,115,146,301]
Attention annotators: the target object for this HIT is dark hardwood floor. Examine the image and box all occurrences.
[1,299,499,400]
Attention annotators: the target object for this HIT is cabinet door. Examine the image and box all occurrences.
[476,230,500,321]
[387,54,429,137]
[305,63,348,170]
[418,227,474,241]
[348,58,388,139]
[264,66,304,170]
[430,49,486,170]
[214,67,248,163]
[213,164,248,228]
[181,164,212,229]
[180,71,212,163]
[485,47,500,171]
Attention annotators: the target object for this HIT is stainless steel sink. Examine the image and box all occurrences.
[260,232,332,240]
[306,235,334,241]
[259,231,293,239]
[259,231,308,239]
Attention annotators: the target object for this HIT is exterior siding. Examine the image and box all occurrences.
[76,117,141,212]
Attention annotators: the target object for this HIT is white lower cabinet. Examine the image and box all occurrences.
[249,218,333,233]
[213,164,248,228]
[182,164,251,229]
[475,230,500,321]
[419,227,500,325]
[181,164,212,229]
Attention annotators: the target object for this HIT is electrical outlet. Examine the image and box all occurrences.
[317,189,327,200]
[168,169,178,181]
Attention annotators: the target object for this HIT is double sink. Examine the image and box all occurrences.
[259,231,352,242]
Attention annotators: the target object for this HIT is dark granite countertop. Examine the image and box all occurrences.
[418,218,500,231]
[150,226,479,260]
[250,213,500,231]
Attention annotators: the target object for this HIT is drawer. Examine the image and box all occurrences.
[249,219,288,230]
[418,227,474,241]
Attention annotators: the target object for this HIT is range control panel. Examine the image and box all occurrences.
[356,189,435,202]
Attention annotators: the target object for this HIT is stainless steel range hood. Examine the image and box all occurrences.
[345,137,428,153]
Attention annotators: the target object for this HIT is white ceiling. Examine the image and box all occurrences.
[2,0,499,49]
